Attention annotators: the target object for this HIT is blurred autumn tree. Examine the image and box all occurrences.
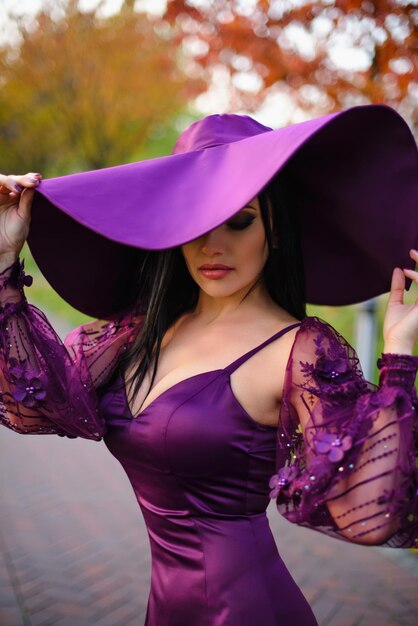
[0,0,205,175]
[163,0,417,133]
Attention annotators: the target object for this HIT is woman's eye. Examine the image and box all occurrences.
[226,216,255,231]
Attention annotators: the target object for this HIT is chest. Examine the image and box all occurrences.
[100,367,281,500]
[124,331,296,428]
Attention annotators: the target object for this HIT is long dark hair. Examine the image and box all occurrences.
[118,169,307,411]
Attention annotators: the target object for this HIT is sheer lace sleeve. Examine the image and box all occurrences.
[270,316,418,548]
[0,258,139,440]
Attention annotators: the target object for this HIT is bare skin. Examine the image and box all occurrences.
[1,172,417,431]
[125,197,301,426]
[126,311,300,427]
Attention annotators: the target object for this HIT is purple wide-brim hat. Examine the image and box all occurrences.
[28,103,418,319]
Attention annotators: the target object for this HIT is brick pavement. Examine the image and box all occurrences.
[1,426,417,626]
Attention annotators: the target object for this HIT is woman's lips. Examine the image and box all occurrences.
[198,264,234,280]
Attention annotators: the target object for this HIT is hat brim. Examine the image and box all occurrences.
[28,104,418,318]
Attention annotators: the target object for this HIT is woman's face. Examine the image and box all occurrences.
[181,196,269,299]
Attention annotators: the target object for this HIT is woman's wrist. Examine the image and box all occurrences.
[383,341,414,356]
[0,257,32,301]
[0,252,20,273]
[377,352,418,391]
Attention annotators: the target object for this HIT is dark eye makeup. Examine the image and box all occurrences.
[226,212,256,231]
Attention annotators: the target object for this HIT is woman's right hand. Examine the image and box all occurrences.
[0,172,42,260]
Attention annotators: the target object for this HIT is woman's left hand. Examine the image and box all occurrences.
[383,248,418,354]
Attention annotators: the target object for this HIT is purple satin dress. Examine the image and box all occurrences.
[1,259,418,626]
[99,323,318,626]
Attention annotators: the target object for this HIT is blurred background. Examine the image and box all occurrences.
[0,1,417,625]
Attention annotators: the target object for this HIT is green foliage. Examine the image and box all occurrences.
[0,1,205,176]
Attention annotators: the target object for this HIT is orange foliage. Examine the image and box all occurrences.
[164,0,417,133]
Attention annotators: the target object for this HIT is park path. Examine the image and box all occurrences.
[0,313,417,626]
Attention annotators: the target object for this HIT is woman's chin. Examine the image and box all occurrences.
[197,280,254,300]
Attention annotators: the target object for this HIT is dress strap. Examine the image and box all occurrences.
[224,321,302,375]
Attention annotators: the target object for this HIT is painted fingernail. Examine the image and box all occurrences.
[29,178,39,183]
[14,183,24,192]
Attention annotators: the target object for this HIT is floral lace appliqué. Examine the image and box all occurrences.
[313,431,353,462]
[9,358,47,408]
[269,465,300,500]
[298,322,368,408]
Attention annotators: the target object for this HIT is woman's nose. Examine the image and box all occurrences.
[201,228,225,256]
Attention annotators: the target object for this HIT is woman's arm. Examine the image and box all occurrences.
[270,316,418,548]
[0,257,138,439]
[0,172,140,439]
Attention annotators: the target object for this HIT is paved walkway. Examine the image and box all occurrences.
[1,427,417,626]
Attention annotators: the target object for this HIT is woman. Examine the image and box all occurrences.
[0,110,417,626]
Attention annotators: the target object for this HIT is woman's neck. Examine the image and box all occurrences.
[190,279,277,326]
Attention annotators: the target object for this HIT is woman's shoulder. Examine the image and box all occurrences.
[279,315,350,361]
[268,314,329,343]
[288,315,342,338]
[282,316,363,386]
[268,315,342,371]
[294,315,354,350]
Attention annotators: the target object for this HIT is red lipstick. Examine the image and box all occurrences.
[198,264,233,280]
